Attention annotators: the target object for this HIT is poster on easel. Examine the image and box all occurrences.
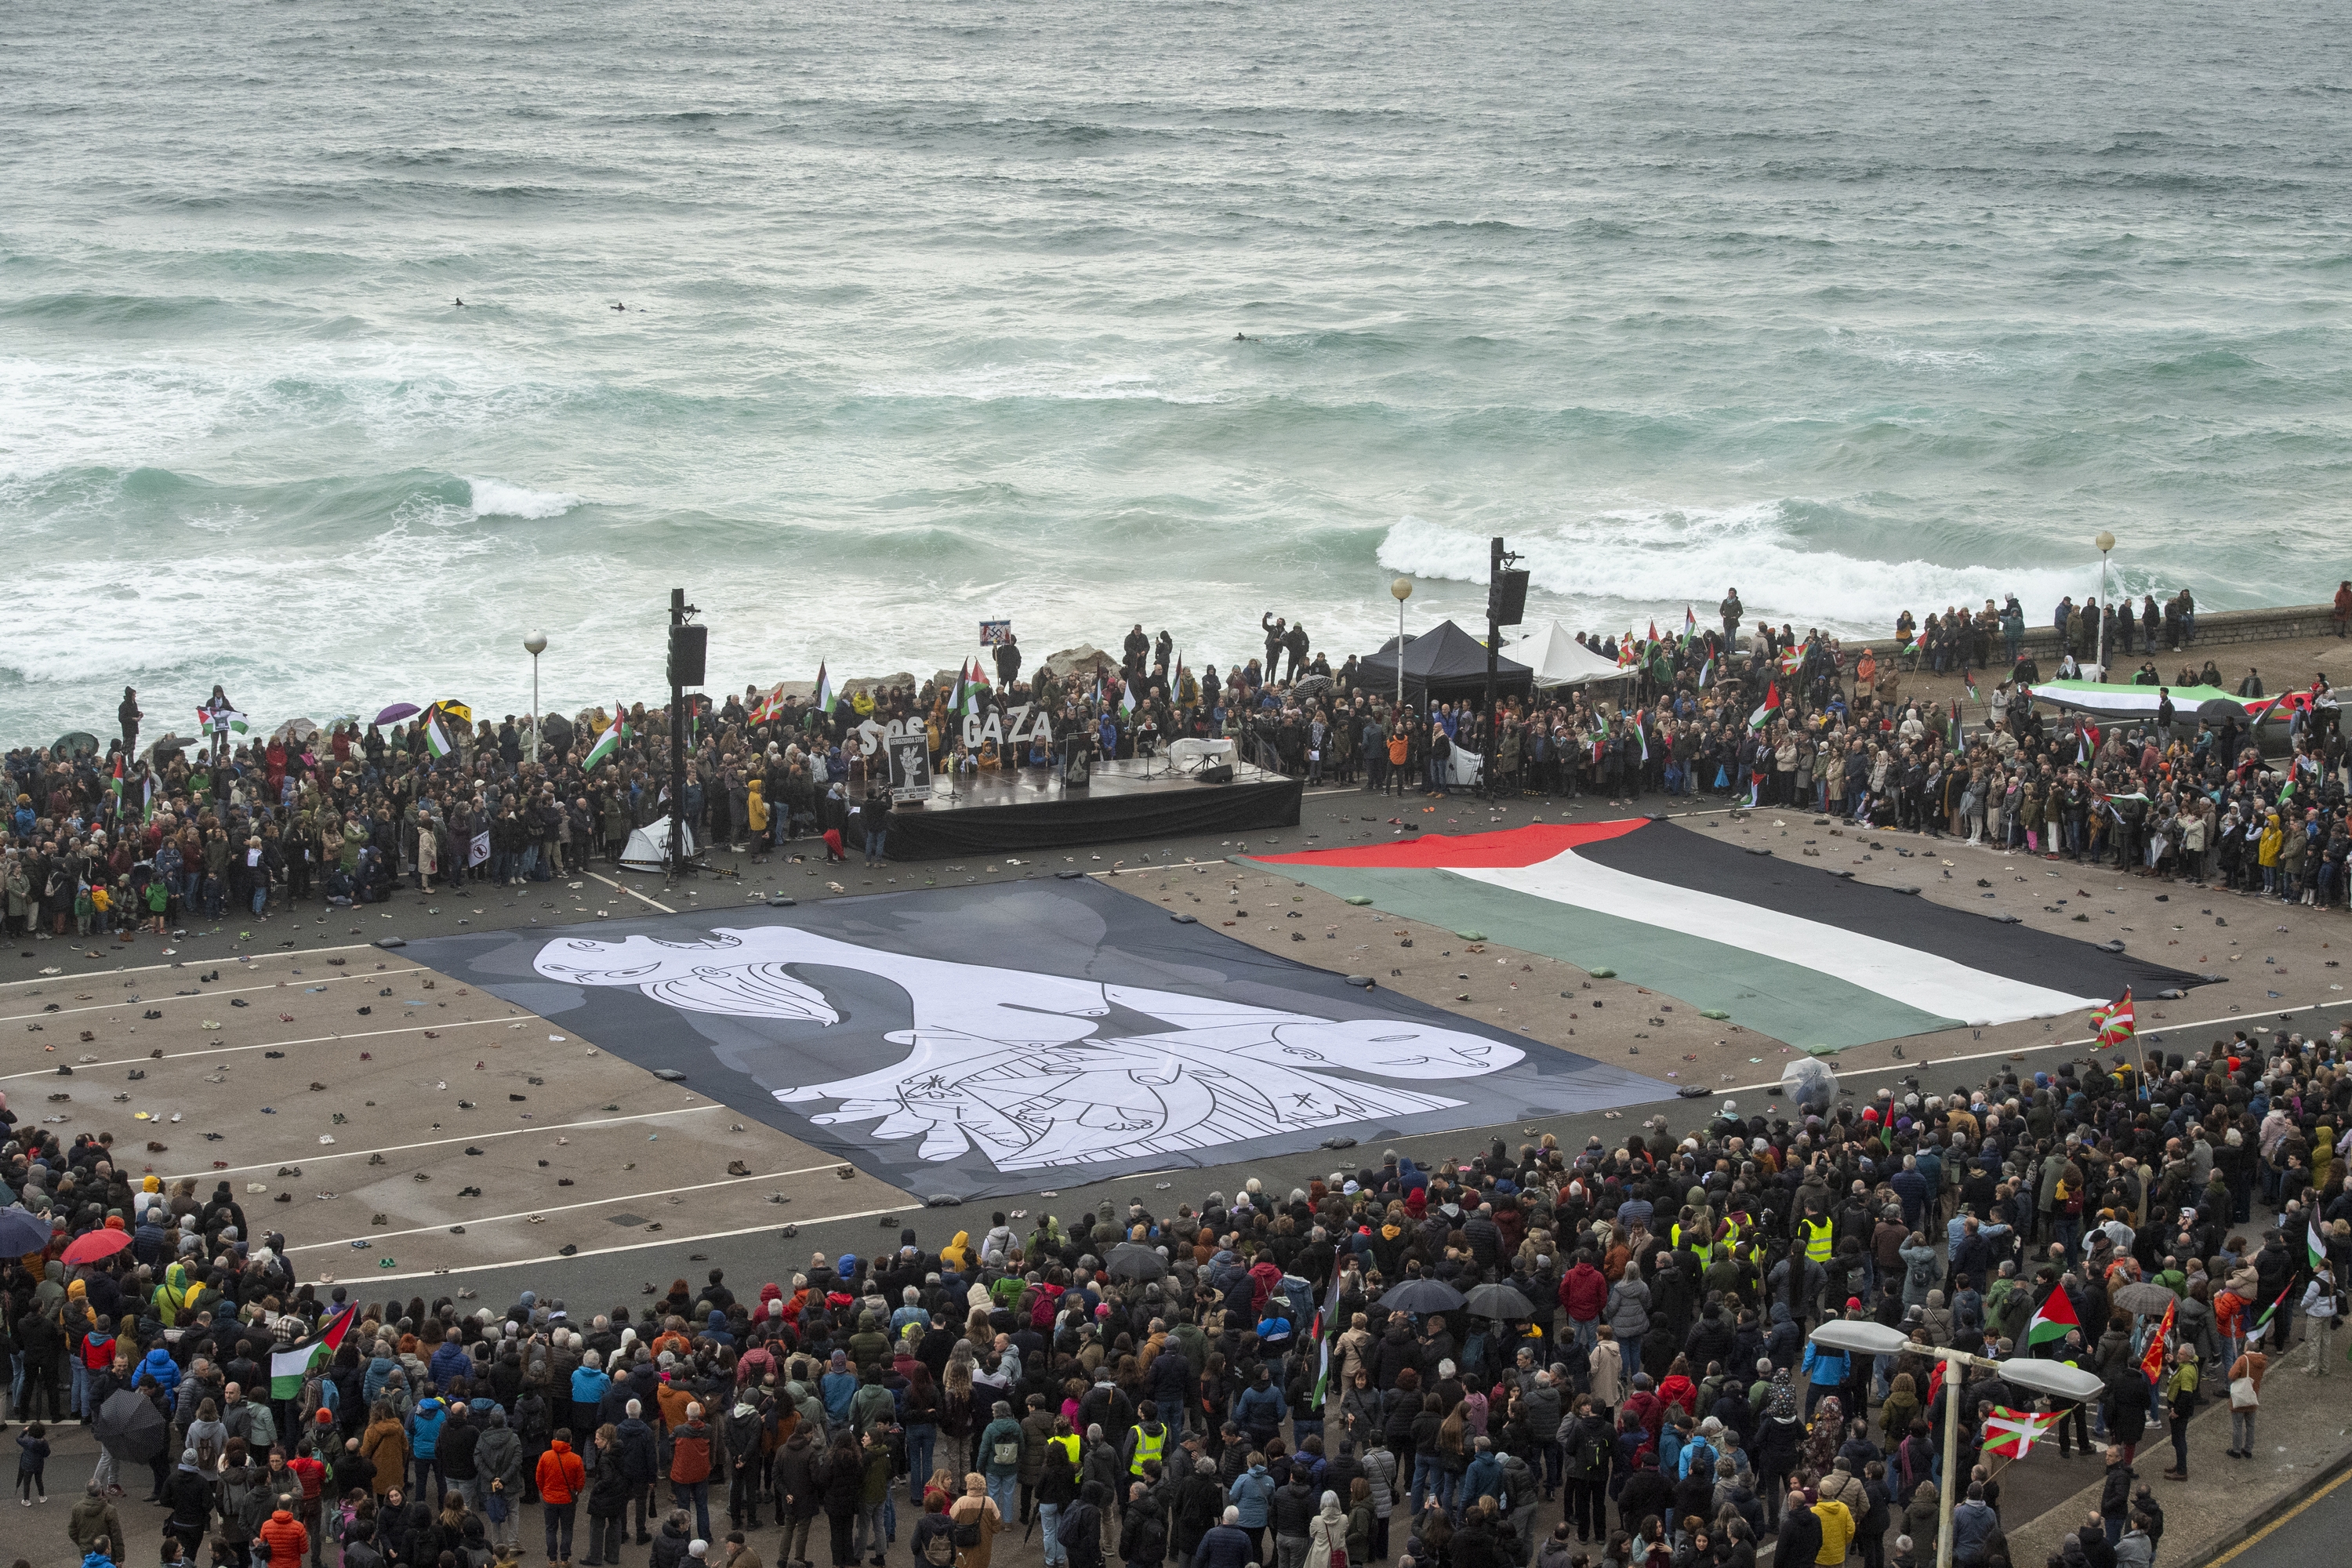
[887,732,933,802]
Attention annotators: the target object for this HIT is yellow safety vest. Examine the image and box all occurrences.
[1050,1434,1080,1470]
[1802,1218,1834,1264]
[1129,1423,1166,1475]
[1673,1224,1714,1265]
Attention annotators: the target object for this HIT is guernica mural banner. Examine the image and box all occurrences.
[405,879,1667,1200]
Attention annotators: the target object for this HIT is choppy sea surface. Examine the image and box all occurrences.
[5,0,2350,741]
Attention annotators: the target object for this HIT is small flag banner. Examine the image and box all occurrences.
[2092,989,2135,1051]
[1982,1406,2060,1461]
[269,1304,358,1399]
[2026,1279,2081,1348]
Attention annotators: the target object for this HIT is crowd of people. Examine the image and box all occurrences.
[9,1001,2352,1568]
[8,582,2339,940]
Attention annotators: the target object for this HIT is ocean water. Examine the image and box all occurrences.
[5,0,2350,742]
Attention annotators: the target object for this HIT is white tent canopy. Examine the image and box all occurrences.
[620,817,696,872]
[1508,621,1629,688]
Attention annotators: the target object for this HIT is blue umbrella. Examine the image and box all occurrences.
[0,1206,56,1255]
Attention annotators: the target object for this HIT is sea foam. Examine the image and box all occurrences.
[466,478,582,520]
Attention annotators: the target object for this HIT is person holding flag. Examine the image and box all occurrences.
[2300,1247,2339,1374]
[582,702,631,771]
[2157,1340,2201,1481]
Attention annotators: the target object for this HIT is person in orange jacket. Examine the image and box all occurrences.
[258,1504,310,1568]
[536,1428,588,1567]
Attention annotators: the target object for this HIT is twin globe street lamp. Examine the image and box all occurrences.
[1804,1319,2102,1568]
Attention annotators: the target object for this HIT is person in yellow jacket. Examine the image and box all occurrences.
[153,1260,201,1327]
[2258,813,2284,895]
[1806,1481,1854,1565]
[747,779,768,842]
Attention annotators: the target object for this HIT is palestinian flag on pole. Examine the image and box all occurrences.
[583,702,630,771]
[1682,605,1698,648]
[1308,1267,1347,1404]
[2312,1216,2331,1271]
[423,707,455,760]
[1120,677,1136,719]
[813,662,837,717]
[2246,1283,2292,1346]
[110,753,125,809]
[1964,670,1980,702]
[2026,1279,2082,1349]
[2092,989,2135,1050]
[1982,1406,2060,1461]
[270,1304,357,1400]
[1697,657,1712,689]
[1748,681,1780,731]
[1243,822,2205,1053]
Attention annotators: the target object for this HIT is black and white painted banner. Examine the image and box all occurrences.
[405,880,1664,1200]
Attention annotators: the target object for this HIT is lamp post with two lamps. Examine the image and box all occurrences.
[1803,1319,2102,1568]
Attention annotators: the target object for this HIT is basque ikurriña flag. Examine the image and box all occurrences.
[1243,822,2206,1052]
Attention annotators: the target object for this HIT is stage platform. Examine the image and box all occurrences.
[886,755,1301,859]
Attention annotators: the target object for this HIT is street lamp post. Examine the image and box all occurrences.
[524,630,548,764]
[1390,577,1413,711]
[2094,532,2115,677]
[1806,1320,2102,1568]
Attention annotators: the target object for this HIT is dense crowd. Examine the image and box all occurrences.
[9,1014,2352,1568]
[5,584,2338,941]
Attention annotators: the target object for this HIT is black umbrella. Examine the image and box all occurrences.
[94,1388,168,1462]
[1377,1278,1467,1316]
[0,1206,53,1255]
[2196,697,2247,724]
[1105,1242,1167,1281]
[1463,1282,1535,1319]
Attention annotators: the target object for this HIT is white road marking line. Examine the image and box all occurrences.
[0,942,389,989]
[290,1158,853,1250]
[586,873,677,915]
[350,1202,913,1283]
[0,1014,520,1083]
[0,972,372,1025]
[169,1105,725,1182]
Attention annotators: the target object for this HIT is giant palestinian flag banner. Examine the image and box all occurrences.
[1244,822,2209,1052]
[404,879,1666,1200]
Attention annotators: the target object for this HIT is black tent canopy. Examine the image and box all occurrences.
[1355,619,1534,707]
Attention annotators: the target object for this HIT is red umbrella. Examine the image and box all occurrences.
[62,1229,132,1266]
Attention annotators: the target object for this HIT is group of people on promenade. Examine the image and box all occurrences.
[9,1006,2352,1568]
[2,575,2341,942]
